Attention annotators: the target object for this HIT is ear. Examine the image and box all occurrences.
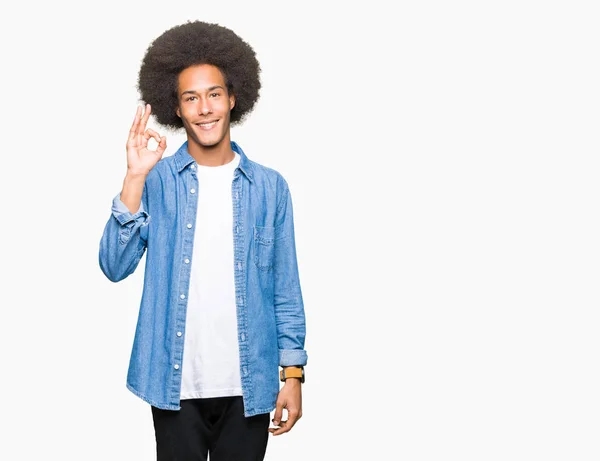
[176,106,181,118]
[229,93,236,110]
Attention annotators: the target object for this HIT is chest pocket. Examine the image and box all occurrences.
[253,225,275,271]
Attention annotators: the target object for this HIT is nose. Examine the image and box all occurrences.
[199,100,212,115]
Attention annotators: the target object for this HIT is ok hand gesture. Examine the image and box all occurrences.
[126,104,167,176]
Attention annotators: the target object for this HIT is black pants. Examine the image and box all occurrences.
[151,396,270,461]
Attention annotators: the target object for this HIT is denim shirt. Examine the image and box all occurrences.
[98,140,307,416]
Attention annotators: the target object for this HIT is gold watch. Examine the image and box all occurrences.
[280,366,305,383]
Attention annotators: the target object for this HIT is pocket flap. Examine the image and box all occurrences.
[254,225,275,245]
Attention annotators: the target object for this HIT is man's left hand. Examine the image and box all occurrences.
[269,378,302,435]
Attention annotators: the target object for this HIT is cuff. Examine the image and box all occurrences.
[279,349,308,367]
[111,193,150,226]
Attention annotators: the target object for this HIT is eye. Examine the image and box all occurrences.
[210,92,220,97]
[185,96,197,101]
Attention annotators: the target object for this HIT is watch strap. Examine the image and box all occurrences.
[280,366,305,383]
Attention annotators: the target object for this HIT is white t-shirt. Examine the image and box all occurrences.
[180,152,243,399]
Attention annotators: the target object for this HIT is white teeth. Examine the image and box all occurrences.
[198,121,217,127]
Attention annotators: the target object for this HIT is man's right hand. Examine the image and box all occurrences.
[126,104,167,177]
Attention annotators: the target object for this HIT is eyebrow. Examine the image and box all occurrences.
[180,86,225,96]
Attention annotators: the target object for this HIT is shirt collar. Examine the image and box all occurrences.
[173,140,254,183]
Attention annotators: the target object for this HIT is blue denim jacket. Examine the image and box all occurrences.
[98,140,307,416]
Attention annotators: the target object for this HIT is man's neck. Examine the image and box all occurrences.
[187,135,235,166]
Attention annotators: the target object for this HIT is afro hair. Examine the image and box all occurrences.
[137,20,261,130]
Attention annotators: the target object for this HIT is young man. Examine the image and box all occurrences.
[99,21,307,460]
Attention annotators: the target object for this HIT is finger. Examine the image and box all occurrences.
[139,103,151,135]
[285,409,300,431]
[135,104,150,147]
[156,136,167,156]
[268,419,291,436]
[272,402,284,426]
[127,106,142,145]
[143,128,161,144]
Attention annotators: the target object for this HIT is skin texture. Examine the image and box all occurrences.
[269,375,303,436]
[120,104,165,213]
[175,64,236,165]
[128,104,166,175]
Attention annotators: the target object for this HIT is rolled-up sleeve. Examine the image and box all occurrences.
[99,185,150,283]
[273,178,308,367]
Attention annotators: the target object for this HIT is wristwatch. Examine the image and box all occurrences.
[280,366,305,383]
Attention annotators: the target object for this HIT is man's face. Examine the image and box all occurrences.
[176,64,235,148]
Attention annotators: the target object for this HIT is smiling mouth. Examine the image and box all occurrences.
[195,120,219,130]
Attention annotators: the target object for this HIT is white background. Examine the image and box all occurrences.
[1,0,599,459]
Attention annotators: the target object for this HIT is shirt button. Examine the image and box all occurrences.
[241,333,245,341]
[237,261,242,270]
[236,226,239,234]
[177,331,182,337]
[174,364,180,370]
[187,223,192,229]
[180,294,186,299]
[243,366,248,375]
[190,189,196,194]
[235,192,239,199]
[184,258,190,264]
[191,165,196,170]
